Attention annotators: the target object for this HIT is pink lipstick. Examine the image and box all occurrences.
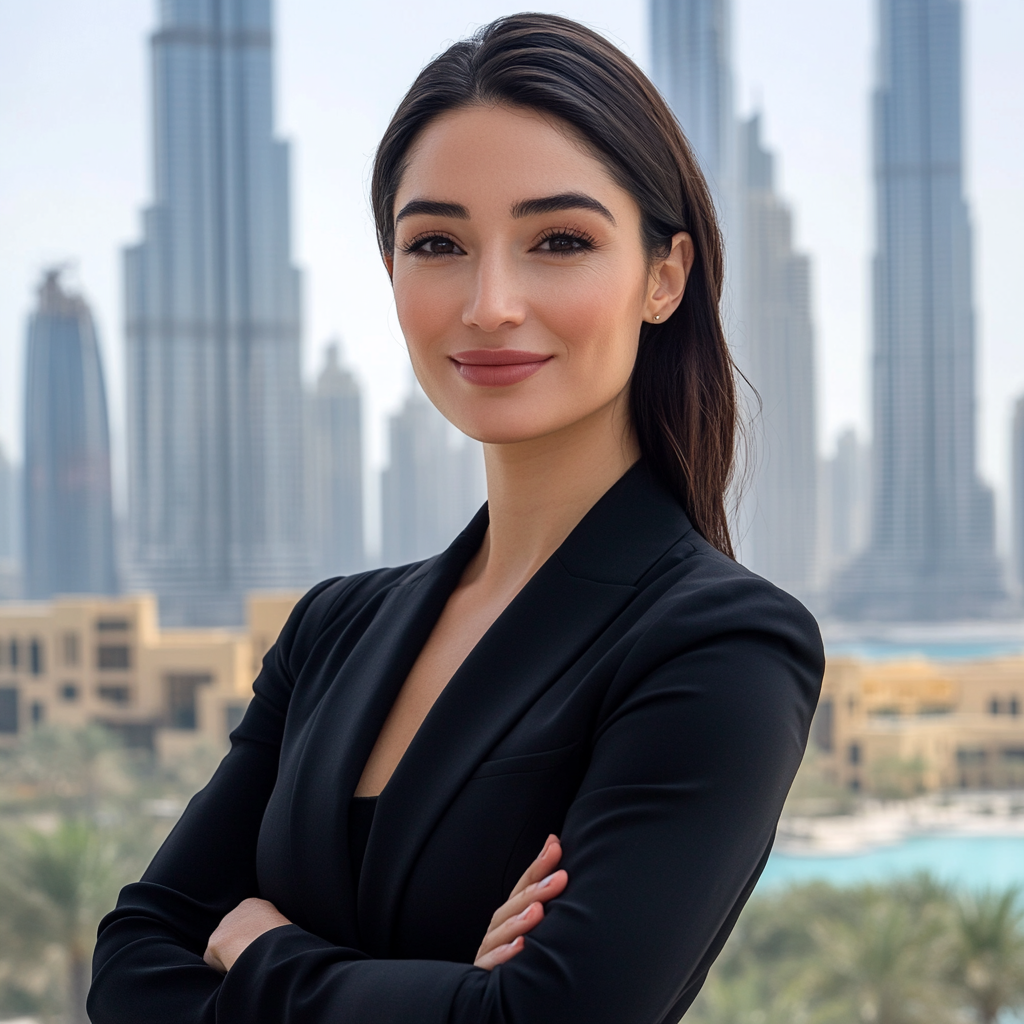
[450,349,552,387]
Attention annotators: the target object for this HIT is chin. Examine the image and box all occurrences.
[441,400,574,447]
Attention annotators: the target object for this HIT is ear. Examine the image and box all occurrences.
[382,250,395,281]
[644,231,693,324]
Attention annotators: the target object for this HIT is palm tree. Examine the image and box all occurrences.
[946,886,1024,1023]
[0,818,124,1024]
[806,888,954,1024]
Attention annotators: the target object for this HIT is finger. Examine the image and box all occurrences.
[203,946,227,974]
[509,835,562,899]
[475,933,525,971]
[478,900,547,960]
[488,866,568,933]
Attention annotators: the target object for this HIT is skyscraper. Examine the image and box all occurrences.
[381,388,485,566]
[832,0,1004,620]
[307,343,364,579]
[23,270,117,600]
[822,428,871,580]
[0,440,20,600]
[649,0,734,203]
[736,116,818,599]
[125,0,308,626]
[1012,396,1024,597]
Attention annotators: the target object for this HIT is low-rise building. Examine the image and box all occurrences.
[0,592,300,756]
[812,656,1024,794]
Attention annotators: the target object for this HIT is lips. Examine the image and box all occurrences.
[450,349,553,387]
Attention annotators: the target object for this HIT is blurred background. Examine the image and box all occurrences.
[1,0,1023,1020]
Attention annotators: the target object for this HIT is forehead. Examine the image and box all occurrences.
[397,103,629,214]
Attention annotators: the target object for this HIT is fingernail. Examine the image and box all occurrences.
[538,872,557,889]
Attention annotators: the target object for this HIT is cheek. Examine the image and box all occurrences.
[533,266,643,379]
[393,269,462,353]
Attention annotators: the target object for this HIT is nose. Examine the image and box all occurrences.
[462,250,527,332]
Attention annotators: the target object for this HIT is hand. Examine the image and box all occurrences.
[474,834,568,970]
[204,897,292,973]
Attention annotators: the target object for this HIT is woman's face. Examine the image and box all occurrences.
[387,103,689,446]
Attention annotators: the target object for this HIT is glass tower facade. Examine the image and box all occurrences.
[124,0,308,625]
[737,115,819,600]
[833,0,1005,620]
[23,271,117,600]
[307,344,364,579]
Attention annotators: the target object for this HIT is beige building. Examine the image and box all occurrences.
[812,656,1024,794]
[0,592,299,757]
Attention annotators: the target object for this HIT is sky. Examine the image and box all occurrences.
[1,0,1022,541]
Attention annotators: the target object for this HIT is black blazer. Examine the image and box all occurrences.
[89,462,823,1024]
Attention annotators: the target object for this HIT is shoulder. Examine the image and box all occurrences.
[628,529,825,685]
[264,560,434,682]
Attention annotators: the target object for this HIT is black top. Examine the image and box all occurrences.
[349,797,378,889]
[88,461,824,1024]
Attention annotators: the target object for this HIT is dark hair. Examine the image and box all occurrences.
[371,13,738,557]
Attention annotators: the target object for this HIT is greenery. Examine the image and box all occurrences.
[0,728,1022,1023]
[0,727,222,1023]
[687,875,1024,1024]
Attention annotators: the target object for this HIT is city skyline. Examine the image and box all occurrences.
[2,1,1020,518]
[0,1,1022,614]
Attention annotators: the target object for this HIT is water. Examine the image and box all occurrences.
[760,835,1024,891]
[825,640,1024,662]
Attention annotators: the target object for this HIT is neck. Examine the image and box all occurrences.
[466,389,640,593]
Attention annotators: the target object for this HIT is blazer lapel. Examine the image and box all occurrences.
[359,461,693,955]
[276,509,488,946]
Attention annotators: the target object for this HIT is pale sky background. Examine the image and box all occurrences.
[1,1,1022,544]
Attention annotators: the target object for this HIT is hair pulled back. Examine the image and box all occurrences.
[371,13,738,557]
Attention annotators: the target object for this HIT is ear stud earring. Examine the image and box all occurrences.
[653,314,661,321]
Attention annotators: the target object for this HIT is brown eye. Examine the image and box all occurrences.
[537,233,592,254]
[407,235,464,256]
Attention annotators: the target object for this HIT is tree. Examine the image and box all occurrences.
[0,818,127,1024]
[946,886,1024,1023]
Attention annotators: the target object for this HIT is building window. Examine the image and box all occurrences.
[0,688,17,734]
[957,748,987,765]
[225,704,246,735]
[62,633,80,667]
[1002,747,1024,763]
[848,742,861,766]
[60,683,79,702]
[811,699,834,752]
[29,639,43,675]
[8,640,18,671]
[97,685,131,706]
[1010,697,1020,717]
[164,674,212,730]
[989,698,1001,715]
[96,618,130,632]
[31,701,44,725]
[97,645,131,670]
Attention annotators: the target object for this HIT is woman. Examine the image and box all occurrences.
[89,14,823,1023]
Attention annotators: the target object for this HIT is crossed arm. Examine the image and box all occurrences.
[204,834,568,973]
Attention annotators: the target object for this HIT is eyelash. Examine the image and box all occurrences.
[400,228,598,258]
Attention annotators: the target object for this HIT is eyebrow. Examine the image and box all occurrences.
[395,199,469,223]
[394,192,616,226]
[511,192,616,225]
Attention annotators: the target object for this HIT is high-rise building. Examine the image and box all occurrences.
[822,428,871,581]
[0,440,20,600]
[381,388,486,566]
[125,0,308,626]
[649,0,734,204]
[307,344,364,579]
[1012,396,1024,597]
[735,116,818,598]
[832,0,1004,620]
[23,270,117,600]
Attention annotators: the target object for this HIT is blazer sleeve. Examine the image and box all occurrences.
[106,573,821,1024]
[88,577,359,1023]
